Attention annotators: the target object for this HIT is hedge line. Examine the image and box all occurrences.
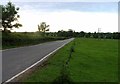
[2,32,68,49]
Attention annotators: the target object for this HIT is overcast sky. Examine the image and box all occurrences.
[1,0,119,32]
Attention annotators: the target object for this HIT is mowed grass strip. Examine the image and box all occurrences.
[22,38,118,82]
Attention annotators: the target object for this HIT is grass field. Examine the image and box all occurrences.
[22,38,118,83]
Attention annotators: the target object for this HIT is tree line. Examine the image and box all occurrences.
[47,30,120,39]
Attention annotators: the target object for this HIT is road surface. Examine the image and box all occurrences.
[2,38,74,82]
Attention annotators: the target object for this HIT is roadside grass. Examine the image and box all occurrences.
[2,32,67,49]
[22,38,118,83]
[21,39,72,83]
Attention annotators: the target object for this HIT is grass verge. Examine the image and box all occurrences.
[21,38,118,83]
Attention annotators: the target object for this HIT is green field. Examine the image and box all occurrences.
[22,38,118,83]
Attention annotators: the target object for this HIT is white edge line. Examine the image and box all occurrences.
[4,38,74,83]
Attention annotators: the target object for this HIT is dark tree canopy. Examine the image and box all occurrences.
[56,29,120,39]
[1,2,22,32]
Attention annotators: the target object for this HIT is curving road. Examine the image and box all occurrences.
[2,38,74,83]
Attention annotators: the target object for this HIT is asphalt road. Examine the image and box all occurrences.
[2,38,74,82]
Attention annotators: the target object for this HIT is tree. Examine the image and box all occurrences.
[79,31,85,37]
[1,2,22,32]
[93,32,98,38]
[57,30,67,37]
[112,32,120,39]
[67,29,74,37]
[38,22,49,36]
[85,32,91,38]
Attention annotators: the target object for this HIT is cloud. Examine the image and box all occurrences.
[14,10,118,33]
[14,2,118,13]
[1,0,119,3]
[1,1,118,33]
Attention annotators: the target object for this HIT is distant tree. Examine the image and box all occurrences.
[85,32,91,38]
[99,33,104,39]
[79,31,85,37]
[93,32,98,38]
[67,29,74,37]
[38,22,49,36]
[73,32,79,37]
[57,30,66,37]
[112,32,120,39]
[105,33,112,39]
[1,2,22,32]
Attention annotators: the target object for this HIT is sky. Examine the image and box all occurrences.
[1,0,119,32]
